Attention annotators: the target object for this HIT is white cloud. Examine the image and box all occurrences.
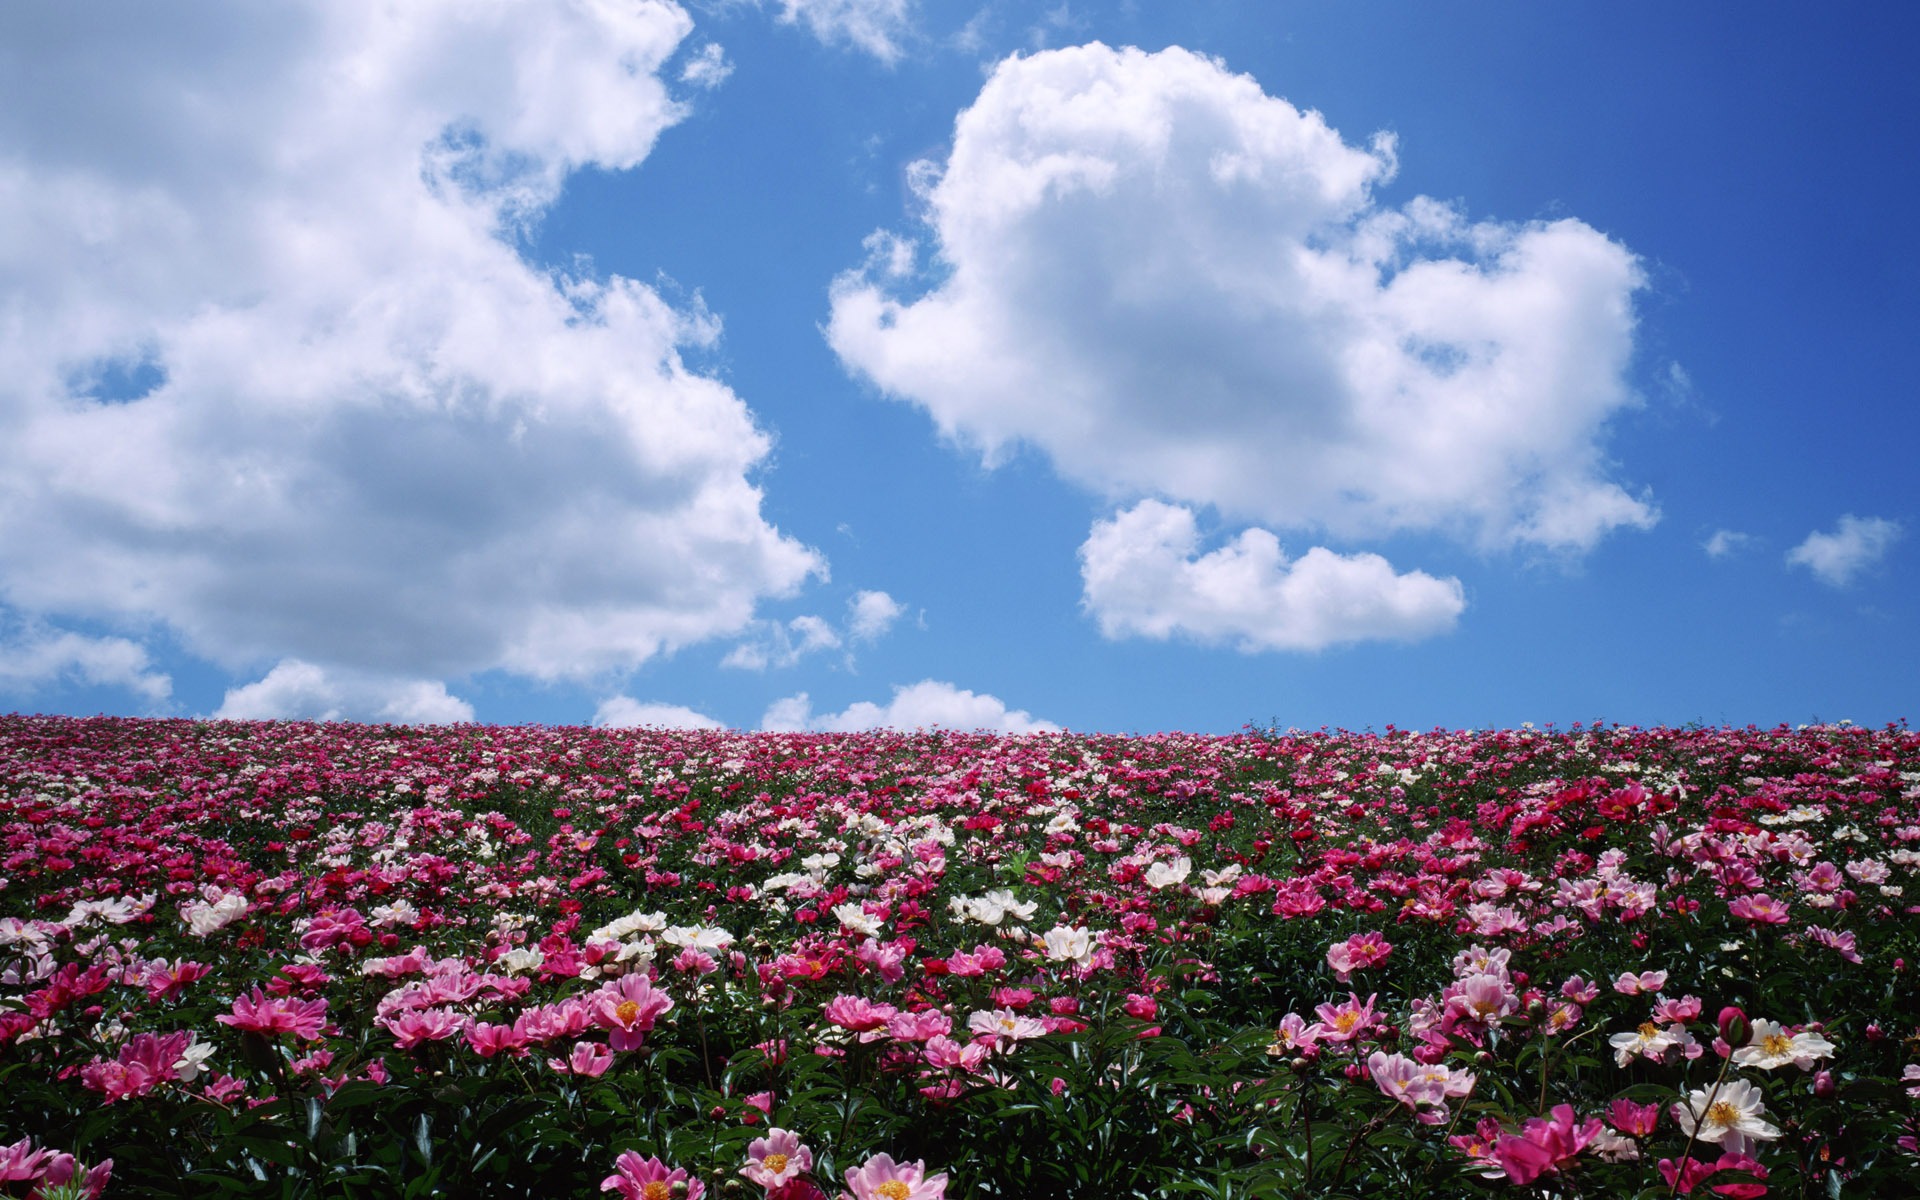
[215,659,473,724]
[1080,501,1464,651]
[1704,529,1754,559]
[761,679,1059,732]
[0,2,821,691]
[828,43,1655,552]
[848,589,905,640]
[774,0,915,62]
[1786,515,1903,586]
[722,614,844,670]
[0,619,172,704]
[593,695,725,730]
[679,41,734,89]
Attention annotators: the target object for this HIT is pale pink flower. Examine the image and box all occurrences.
[741,1127,814,1190]
[1265,1011,1324,1057]
[843,1152,947,1200]
[1313,993,1379,1044]
[966,1008,1047,1044]
[1612,970,1667,995]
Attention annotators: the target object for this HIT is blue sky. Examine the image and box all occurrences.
[1,1,1914,734]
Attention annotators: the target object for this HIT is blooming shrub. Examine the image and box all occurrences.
[1,714,1918,1197]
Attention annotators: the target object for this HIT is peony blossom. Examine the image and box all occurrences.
[843,1152,947,1200]
[591,974,673,1051]
[602,1151,704,1200]
[1731,1018,1836,1071]
[216,988,329,1039]
[1672,1079,1782,1153]
[741,1127,814,1190]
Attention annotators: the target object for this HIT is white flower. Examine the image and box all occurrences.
[1609,1020,1684,1067]
[1040,925,1095,967]
[1672,1079,1782,1152]
[1731,1019,1836,1071]
[662,924,734,952]
[181,892,249,937]
[1143,856,1192,890]
[173,1037,216,1083]
[832,903,884,937]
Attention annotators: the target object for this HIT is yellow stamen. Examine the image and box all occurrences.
[1705,1100,1740,1127]
[763,1153,789,1174]
[1762,1033,1792,1056]
[641,1183,671,1200]
[876,1183,912,1200]
[615,1000,640,1024]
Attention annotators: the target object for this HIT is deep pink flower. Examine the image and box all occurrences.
[549,1040,614,1077]
[1607,1098,1660,1136]
[1326,931,1393,982]
[823,994,899,1033]
[380,1006,464,1049]
[602,1151,704,1200]
[1491,1104,1602,1185]
[591,974,673,1051]
[216,988,329,1039]
[1729,893,1791,925]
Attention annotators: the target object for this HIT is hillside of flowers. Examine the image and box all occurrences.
[2,714,1918,1198]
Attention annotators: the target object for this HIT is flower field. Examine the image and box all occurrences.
[3,714,1918,1198]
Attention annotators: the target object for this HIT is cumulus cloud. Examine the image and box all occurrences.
[0,618,172,704]
[1703,529,1754,559]
[215,659,473,724]
[828,42,1655,552]
[1080,500,1464,651]
[1786,515,1903,586]
[774,0,915,62]
[593,695,726,730]
[848,589,905,640]
[761,679,1058,732]
[0,2,820,692]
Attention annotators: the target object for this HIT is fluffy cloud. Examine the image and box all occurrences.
[828,43,1654,552]
[0,2,819,690]
[762,679,1058,733]
[215,660,473,724]
[0,619,172,704]
[593,695,726,730]
[1786,515,1903,586]
[774,0,915,62]
[1081,500,1464,651]
[848,589,906,640]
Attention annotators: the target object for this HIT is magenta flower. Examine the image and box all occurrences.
[843,1152,947,1200]
[740,1127,814,1190]
[1491,1104,1603,1185]
[602,1151,705,1200]
[1728,893,1791,924]
[823,994,899,1034]
[215,988,329,1039]
[380,1006,465,1050]
[1606,1097,1660,1136]
[548,1040,615,1077]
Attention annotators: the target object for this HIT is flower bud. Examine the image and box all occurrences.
[1717,1005,1748,1045]
[1813,1070,1836,1097]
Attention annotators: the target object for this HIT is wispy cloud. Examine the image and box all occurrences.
[1786,515,1903,586]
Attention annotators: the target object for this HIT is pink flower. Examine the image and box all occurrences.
[1366,1050,1473,1124]
[602,1151,704,1200]
[1612,970,1668,995]
[380,1006,464,1050]
[465,1020,528,1058]
[1728,893,1790,924]
[741,1127,814,1190]
[1326,931,1393,982]
[591,974,673,1052]
[823,994,898,1034]
[1607,1098,1660,1136]
[1313,993,1379,1044]
[843,1152,947,1200]
[215,988,329,1039]
[0,1136,49,1182]
[549,1040,614,1077]
[1491,1104,1603,1185]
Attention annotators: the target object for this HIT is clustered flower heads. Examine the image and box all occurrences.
[1,715,1919,1195]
